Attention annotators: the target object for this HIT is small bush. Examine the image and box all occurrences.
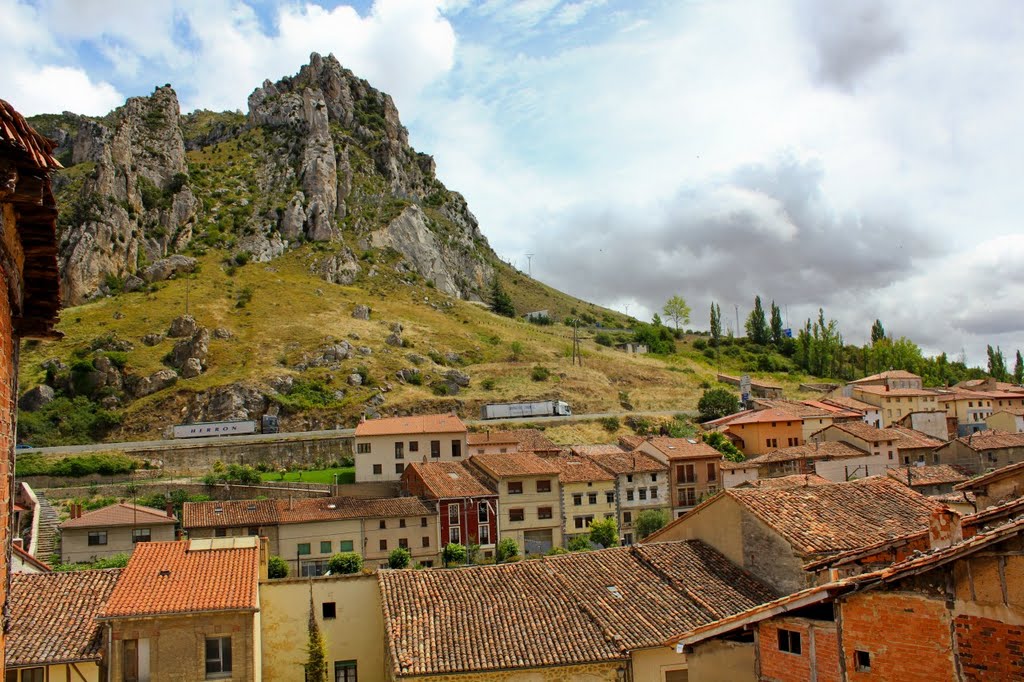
[495,538,520,563]
[431,383,450,396]
[233,250,251,266]
[567,535,592,552]
[481,378,496,391]
[599,416,620,432]
[268,555,289,579]
[531,366,550,382]
[388,547,411,569]
[693,339,707,351]
[328,552,363,574]
[509,341,524,361]
[442,543,467,567]
[594,332,613,347]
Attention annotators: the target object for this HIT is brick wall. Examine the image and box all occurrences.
[838,591,955,680]
[954,614,1024,681]
[0,263,13,668]
[757,617,838,682]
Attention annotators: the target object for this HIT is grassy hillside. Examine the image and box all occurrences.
[19,244,825,443]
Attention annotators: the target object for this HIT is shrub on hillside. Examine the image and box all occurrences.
[15,451,140,478]
[531,366,550,382]
[697,388,740,422]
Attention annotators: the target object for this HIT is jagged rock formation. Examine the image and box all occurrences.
[38,53,495,304]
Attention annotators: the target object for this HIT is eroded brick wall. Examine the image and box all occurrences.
[0,260,13,669]
[757,617,839,682]
[838,591,955,681]
[954,614,1024,681]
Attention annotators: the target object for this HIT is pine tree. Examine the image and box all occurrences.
[745,296,769,345]
[490,278,515,317]
[769,301,784,346]
[709,303,722,344]
[306,591,328,682]
[1015,350,1023,385]
[871,319,886,344]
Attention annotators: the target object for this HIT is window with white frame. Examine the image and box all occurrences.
[205,636,232,678]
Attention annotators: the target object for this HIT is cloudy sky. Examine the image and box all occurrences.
[4,0,1024,364]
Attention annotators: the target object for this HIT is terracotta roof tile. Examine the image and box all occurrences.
[378,541,777,677]
[569,444,627,457]
[990,407,1024,417]
[468,452,561,478]
[586,450,668,475]
[752,399,834,418]
[404,461,494,498]
[722,408,806,427]
[735,474,832,489]
[852,385,938,397]
[541,455,615,483]
[818,422,915,445]
[645,437,721,460]
[355,414,466,437]
[930,490,977,506]
[950,429,1024,452]
[888,425,945,450]
[0,99,61,170]
[799,400,862,418]
[7,569,121,666]
[182,499,280,529]
[100,539,259,618]
[729,442,869,467]
[618,435,646,450]
[279,496,435,524]
[849,370,922,383]
[954,458,1024,491]
[823,396,879,412]
[886,465,970,487]
[60,503,176,530]
[13,543,51,572]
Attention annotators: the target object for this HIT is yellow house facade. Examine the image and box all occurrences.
[986,408,1024,433]
[354,414,468,482]
[722,409,805,457]
[851,385,941,427]
[544,455,617,541]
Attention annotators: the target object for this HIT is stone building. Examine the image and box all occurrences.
[934,429,1024,474]
[584,448,669,544]
[59,502,177,564]
[0,100,62,672]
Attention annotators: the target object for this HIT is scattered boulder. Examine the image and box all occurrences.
[40,358,67,374]
[169,327,210,372]
[406,353,425,365]
[143,255,197,283]
[267,375,294,394]
[213,327,233,340]
[352,304,371,320]
[167,315,198,338]
[18,385,55,412]
[396,368,421,383]
[357,346,372,356]
[348,332,360,340]
[185,383,267,422]
[445,369,471,387]
[112,311,125,320]
[91,334,134,352]
[294,342,351,370]
[180,357,203,379]
[332,389,347,401]
[367,392,386,407]
[347,373,363,386]
[125,369,178,399]
[385,332,403,347]
[445,351,462,364]
[123,275,146,292]
[390,322,403,334]
[100,395,121,409]
[141,333,165,346]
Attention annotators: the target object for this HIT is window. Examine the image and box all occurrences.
[373,464,382,475]
[623,533,633,545]
[323,602,337,619]
[395,463,404,475]
[19,669,45,682]
[357,442,371,454]
[340,540,354,552]
[626,474,634,483]
[787,437,798,447]
[678,487,697,507]
[777,629,802,655]
[639,489,647,501]
[538,507,553,520]
[409,441,419,452]
[399,538,409,549]
[707,462,717,481]
[855,650,871,672]
[623,511,632,524]
[537,479,552,493]
[298,543,311,555]
[421,517,428,527]
[478,502,489,523]
[574,515,594,529]
[320,541,332,554]
[479,524,491,545]
[205,636,232,677]
[766,438,778,448]
[431,440,441,458]
[449,505,460,524]
[123,639,140,682]
[676,464,696,484]
[626,489,635,501]
[508,481,523,494]
[88,530,107,546]
[247,527,259,536]
[379,519,387,529]
[335,660,358,682]
[394,442,404,459]
[650,487,658,499]
[452,440,462,457]
[422,536,431,547]
[449,526,461,544]
[379,539,388,551]
[606,491,615,503]
[651,473,657,481]
[588,492,598,504]
[509,508,525,522]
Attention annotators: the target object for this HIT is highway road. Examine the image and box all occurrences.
[19,408,699,456]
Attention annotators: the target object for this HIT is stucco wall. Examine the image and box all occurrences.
[739,509,808,595]
[355,431,467,482]
[562,479,616,538]
[108,610,259,681]
[261,574,387,682]
[630,645,688,681]
[61,524,176,563]
[649,495,744,567]
[687,639,755,682]
[7,663,100,682]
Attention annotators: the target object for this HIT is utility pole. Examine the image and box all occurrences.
[525,254,534,277]
[624,303,630,318]
[735,304,740,339]
[572,320,583,367]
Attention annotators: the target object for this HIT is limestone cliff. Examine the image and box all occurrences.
[38,53,493,304]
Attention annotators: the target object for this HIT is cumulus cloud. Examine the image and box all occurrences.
[5,65,124,116]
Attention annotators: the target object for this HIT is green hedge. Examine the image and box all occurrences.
[16,451,140,478]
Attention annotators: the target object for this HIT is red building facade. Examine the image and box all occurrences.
[401,461,499,553]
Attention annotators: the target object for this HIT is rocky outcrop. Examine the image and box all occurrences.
[18,385,55,411]
[57,86,198,303]
[167,315,197,338]
[352,304,371,320]
[168,327,210,374]
[184,383,267,423]
[294,342,351,370]
[125,369,178,399]
[143,255,196,283]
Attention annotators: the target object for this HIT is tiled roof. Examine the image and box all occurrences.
[378,541,777,677]
[12,543,51,572]
[469,451,561,478]
[101,539,259,618]
[645,437,721,460]
[405,461,494,498]
[586,450,667,475]
[7,569,121,666]
[542,455,615,483]
[818,421,905,444]
[569,444,626,456]
[990,407,1024,417]
[722,408,803,426]
[495,428,561,453]
[752,399,833,418]
[618,435,646,450]
[799,400,861,418]
[727,477,939,556]
[949,429,1024,452]
[852,385,938,397]
[731,441,869,466]
[823,396,879,412]
[850,370,922,383]
[954,459,1024,491]
[956,379,1021,391]
[735,474,831,489]
[355,413,466,436]
[467,432,521,445]
[182,499,280,529]
[930,490,976,506]
[886,465,970,487]
[60,503,176,530]
[279,496,435,524]
[0,99,62,170]
[888,425,945,450]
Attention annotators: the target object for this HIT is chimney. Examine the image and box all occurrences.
[258,536,270,580]
[928,507,963,550]
[166,502,175,519]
